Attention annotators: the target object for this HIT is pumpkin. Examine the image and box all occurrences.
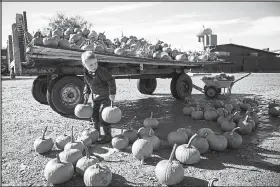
[59,148,83,166]
[216,108,230,117]
[84,164,112,187]
[197,128,214,138]
[34,126,54,154]
[206,132,228,151]
[237,115,253,135]
[81,127,99,143]
[189,134,209,154]
[202,104,215,111]
[175,134,201,165]
[162,47,172,54]
[77,32,83,37]
[142,128,161,151]
[82,28,90,37]
[269,106,280,117]
[43,36,59,47]
[105,47,114,54]
[221,113,237,132]
[186,98,198,107]
[120,35,129,44]
[112,127,129,150]
[64,126,85,152]
[240,100,251,111]
[138,126,154,138]
[74,28,82,33]
[247,106,260,113]
[183,102,195,116]
[161,54,172,60]
[81,44,95,51]
[44,154,74,185]
[101,101,122,124]
[155,144,184,185]
[69,34,81,44]
[217,110,229,126]
[204,109,219,121]
[88,30,98,41]
[233,111,243,124]
[76,143,100,176]
[247,111,259,126]
[191,107,204,120]
[143,112,159,129]
[64,28,74,36]
[74,103,93,119]
[114,48,124,55]
[55,133,71,150]
[93,45,104,53]
[268,100,279,109]
[224,104,234,112]
[123,116,138,144]
[153,51,161,59]
[214,100,224,108]
[30,37,43,46]
[132,139,153,165]
[177,128,193,138]
[98,32,106,40]
[175,54,187,61]
[167,130,188,146]
[223,127,242,149]
[77,135,93,147]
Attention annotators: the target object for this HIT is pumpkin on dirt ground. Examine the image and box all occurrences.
[206,132,228,151]
[155,144,185,186]
[177,128,193,139]
[197,128,214,138]
[175,134,201,165]
[64,126,85,152]
[213,100,224,108]
[111,127,129,150]
[191,107,204,120]
[237,115,254,135]
[268,100,279,109]
[81,127,99,143]
[204,108,219,121]
[76,143,100,176]
[142,128,161,151]
[55,132,71,150]
[44,154,74,185]
[123,116,138,144]
[167,130,188,146]
[183,101,195,116]
[143,112,159,129]
[223,127,242,149]
[269,106,280,117]
[132,139,153,165]
[138,126,154,138]
[189,133,209,154]
[101,101,122,124]
[84,163,112,187]
[221,113,237,132]
[34,126,54,154]
[217,110,229,126]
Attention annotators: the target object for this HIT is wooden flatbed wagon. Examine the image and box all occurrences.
[7,11,232,115]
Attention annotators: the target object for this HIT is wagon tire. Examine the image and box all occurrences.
[137,78,157,95]
[170,73,193,100]
[47,76,85,115]
[32,75,48,105]
[204,86,218,99]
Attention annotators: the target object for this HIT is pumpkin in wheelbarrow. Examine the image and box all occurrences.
[101,101,122,123]
[75,103,93,119]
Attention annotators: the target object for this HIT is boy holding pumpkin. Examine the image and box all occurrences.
[81,51,116,144]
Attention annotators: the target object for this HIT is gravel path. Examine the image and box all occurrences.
[1,73,280,186]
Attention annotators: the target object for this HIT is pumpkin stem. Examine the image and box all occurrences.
[187,134,198,148]
[244,115,249,122]
[140,157,144,165]
[71,126,75,143]
[150,112,153,119]
[168,143,177,162]
[148,128,153,137]
[111,101,113,108]
[230,127,240,135]
[42,126,48,140]
[208,178,219,187]
[56,154,61,163]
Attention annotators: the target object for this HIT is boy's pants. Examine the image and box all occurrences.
[91,97,111,127]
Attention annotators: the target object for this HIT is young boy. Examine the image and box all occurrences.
[81,51,116,144]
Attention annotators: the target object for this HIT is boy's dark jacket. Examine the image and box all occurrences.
[83,66,116,101]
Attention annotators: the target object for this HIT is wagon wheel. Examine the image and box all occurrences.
[170,73,193,100]
[204,86,218,99]
[47,76,85,115]
[137,78,157,95]
[32,75,48,105]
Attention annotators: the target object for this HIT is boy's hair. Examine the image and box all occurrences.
[81,51,97,65]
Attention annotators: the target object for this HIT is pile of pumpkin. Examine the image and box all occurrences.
[29,26,218,62]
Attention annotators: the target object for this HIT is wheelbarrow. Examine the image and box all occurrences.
[192,72,252,98]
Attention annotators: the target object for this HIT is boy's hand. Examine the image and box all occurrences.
[109,95,115,101]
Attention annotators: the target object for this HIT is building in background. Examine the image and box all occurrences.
[199,32,280,73]
[1,48,8,74]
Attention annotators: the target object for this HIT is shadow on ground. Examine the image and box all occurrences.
[62,93,280,172]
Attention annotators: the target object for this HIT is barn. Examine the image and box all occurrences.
[204,44,280,73]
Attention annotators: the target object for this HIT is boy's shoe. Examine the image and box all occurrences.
[97,125,112,144]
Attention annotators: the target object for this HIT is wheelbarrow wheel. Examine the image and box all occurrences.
[204,86,218,99]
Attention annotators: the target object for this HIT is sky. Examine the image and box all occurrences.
[2,2,280,51]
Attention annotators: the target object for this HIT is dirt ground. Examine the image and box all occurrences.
[1,73,280,186]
